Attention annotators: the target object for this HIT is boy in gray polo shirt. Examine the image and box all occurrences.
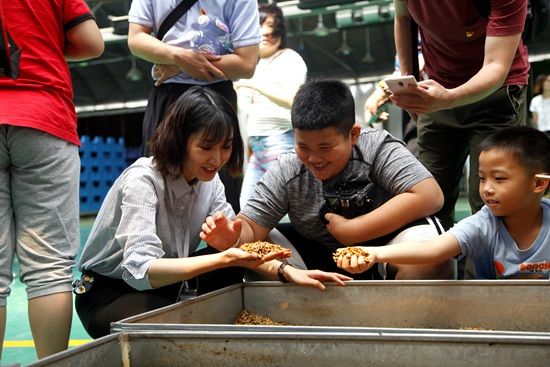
[201,79,455,287]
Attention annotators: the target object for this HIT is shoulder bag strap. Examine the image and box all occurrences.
[0,0,21,80]
[410,19,419,80]
[0,0,10,74]
[156,0,200,40]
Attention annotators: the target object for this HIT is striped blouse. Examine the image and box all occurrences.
[77,157,234,290]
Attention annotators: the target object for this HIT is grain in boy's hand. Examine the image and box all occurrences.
[333,247,370,263]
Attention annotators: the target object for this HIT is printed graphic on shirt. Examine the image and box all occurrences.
[495,260,550,279]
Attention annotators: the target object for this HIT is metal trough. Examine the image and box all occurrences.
[25,280,550,367]
[112,280,550,332]
[25,329,550,367]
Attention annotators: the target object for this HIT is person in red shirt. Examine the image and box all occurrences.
[0,0,103,360]
[390,0,530,278]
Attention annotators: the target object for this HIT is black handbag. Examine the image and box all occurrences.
[0,1,21,80]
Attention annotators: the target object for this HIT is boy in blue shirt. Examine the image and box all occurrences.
[337,126,550,280]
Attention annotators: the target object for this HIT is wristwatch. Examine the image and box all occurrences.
[277,262,292,283]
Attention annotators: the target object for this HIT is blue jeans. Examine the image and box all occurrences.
[239,131,295,208]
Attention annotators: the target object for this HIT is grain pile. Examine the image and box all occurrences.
[234,310,290,326]
[333,246,370,262]
[238,241,291,259]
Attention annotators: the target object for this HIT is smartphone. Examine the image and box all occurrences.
[384,75,418,93]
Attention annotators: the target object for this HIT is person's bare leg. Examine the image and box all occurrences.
[28,292,72,359]
[0,306,6,360]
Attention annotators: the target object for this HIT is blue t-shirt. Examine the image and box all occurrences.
[450,199,550,279]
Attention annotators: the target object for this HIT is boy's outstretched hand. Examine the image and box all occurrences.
[200,211,242,251]
[335,246,376,274]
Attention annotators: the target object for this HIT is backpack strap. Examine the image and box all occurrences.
[156,0,200,40]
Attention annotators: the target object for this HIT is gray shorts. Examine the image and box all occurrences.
[0,125,80,305]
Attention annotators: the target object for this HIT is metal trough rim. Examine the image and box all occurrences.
[113,279,550,326]
[110,325,550,344]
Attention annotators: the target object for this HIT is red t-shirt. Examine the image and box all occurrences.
[0,0,94,146]
[404,0,530,89]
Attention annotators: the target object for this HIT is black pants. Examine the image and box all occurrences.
[75,246,245,339]
[141,81,241,212]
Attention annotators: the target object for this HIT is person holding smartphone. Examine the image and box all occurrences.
[390,1,530,280]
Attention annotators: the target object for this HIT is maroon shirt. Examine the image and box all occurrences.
[404,0,529,88]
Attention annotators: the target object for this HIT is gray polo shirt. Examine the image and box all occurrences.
[241,128,432,251]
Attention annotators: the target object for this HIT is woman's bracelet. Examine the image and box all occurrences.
[277,262,292,283]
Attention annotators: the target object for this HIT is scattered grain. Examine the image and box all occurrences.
[234,310,290,326]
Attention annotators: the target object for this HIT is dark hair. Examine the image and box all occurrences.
[259,3,287,49]
[148,86,244,178]
[480,126,550,177]
[291,78,355,136]
[533,74,548,95]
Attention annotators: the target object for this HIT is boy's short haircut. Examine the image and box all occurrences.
[480,126,550,175]
[291,78,355,136]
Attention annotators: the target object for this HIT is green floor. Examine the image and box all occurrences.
[3,200,472,366]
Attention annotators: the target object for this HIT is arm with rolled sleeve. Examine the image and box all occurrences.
[119,171,238,290]
[117,174,167,291]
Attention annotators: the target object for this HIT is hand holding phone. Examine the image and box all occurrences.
[384,75,418,93]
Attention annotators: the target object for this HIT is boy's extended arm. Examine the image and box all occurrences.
[337,232,462,274]
[374,232,461,264]
[237,213,272,243]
